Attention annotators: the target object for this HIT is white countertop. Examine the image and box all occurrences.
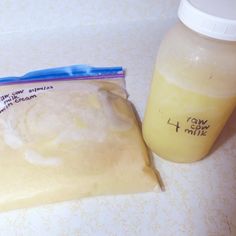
[0,1,235,235]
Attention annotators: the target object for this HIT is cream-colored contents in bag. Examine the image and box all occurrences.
[0,79,157,211]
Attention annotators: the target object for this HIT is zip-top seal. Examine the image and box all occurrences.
[0,65,125,86]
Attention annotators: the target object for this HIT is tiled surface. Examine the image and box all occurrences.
[0,0,235,235]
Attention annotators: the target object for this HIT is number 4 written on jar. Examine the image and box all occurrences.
[167,117,210,136]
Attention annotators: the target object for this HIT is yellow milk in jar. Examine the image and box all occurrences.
[143,0,236,162]
[143,71,236,162]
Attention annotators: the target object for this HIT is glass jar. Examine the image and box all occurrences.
[143,0,236,162]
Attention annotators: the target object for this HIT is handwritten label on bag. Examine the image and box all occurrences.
[0,86,54,114]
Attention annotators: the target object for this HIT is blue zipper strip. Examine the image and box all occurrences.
[0,65,124,85]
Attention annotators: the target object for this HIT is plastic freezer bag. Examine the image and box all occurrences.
[0,65,157,211]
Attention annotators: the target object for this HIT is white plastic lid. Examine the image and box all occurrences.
[178,0,236,41]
